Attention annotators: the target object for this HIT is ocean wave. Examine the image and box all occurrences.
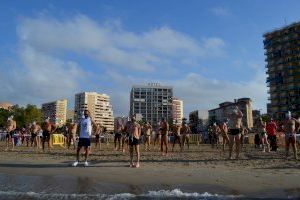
[0,189,239,200]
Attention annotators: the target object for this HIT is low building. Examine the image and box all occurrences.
[208,98,253,129]
[0,102,13,110]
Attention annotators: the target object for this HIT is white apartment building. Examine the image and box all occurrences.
[172,98,183,124]
[74,92,114,132]
[41,99,67,126]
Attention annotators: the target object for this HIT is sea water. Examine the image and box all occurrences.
[0,173,297,200]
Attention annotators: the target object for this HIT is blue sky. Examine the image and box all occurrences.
[0,0,299,116]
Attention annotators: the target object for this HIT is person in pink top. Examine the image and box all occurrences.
[266,118,278,151]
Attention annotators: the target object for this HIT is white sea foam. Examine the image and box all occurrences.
[0,189,239,199]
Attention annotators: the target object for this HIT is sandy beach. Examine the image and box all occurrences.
[0,141,299,199]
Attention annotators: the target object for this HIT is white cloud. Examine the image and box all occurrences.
[3,14,259,117]
[102,69,268,117]
[17,15,226,72]
[170,70,268,116]
[211,6,231,17]
[0,45,84,107]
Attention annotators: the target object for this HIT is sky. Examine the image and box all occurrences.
[0,0,299,117]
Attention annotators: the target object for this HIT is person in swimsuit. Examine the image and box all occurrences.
[254,117,270,153]
[181,119,191,151]
[42,117,56,152]
[114,120,123,151]
[122,123,129,153]
[160,118,169,156]
[143,121,152,151]
[67,119,78,150]
[226,106,243,159]
[266,118,278,151]
[219,119,230,153]
[153,122,161,149]
[240,125,248,149]
[211,122,220,149]
[5,116,16,151]
[73,110,97,167]
[94,124,102,151]
[172,121,182,152]
[282,111,300,160]
[30,121,41,149]
[127,115,141,168]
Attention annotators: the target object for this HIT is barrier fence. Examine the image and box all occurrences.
[1,132,299,147]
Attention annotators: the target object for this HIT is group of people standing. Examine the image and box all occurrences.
[208,107,299,160]
[112,116,192,167]
[2,108,299,169]
[4,116,56,152]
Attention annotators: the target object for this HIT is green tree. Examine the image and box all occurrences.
[0,108,10,128]
[0,104,43,129]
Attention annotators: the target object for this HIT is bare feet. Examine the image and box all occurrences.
[135,163,140,168]
[129,163,135,168]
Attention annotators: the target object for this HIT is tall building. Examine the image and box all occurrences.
[130,83,173,127]
[41,99,67,126]
[172,98,183,124]
[264,22,300,119]
[189,110,209,133]
[66,110,75,122]
[74,92,114,132]
[208,98,253,129]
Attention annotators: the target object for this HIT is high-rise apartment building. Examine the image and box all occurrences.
[66,110,74,122]
[74,92,114,132]
[208,98,253,129]
[130,83,173,127]
[41,99,67,126]
[264,22,300,119]
[172,98,183,124]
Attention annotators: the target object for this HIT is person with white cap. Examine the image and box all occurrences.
[5,116,16,151]
[72,110,97,167]
[282,111,300,160]
[211,122,220,149]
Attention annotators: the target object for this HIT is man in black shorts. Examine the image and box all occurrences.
[226,106,243,159]
[160,118,169,155]
[5,116,16,151]
[126,116,141,168]
[172,121,182,151]
[114,120,123,151]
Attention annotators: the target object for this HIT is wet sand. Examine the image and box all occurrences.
[0,141,299,198]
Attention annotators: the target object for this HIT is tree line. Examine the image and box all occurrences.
[0,105,42,129]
